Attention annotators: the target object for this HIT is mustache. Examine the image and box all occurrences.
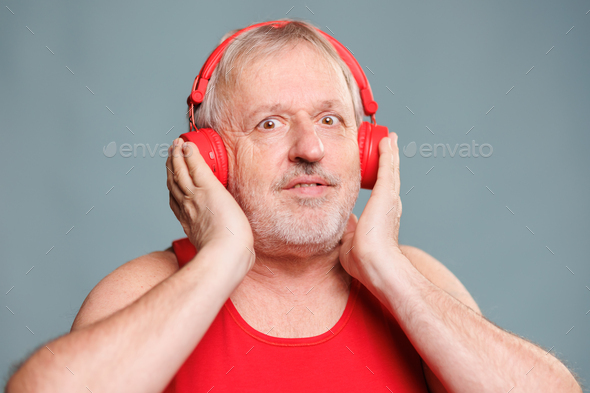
[273,161,342,191]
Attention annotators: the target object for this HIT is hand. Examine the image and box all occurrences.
[166,138,255,269]
[339,132,406,286]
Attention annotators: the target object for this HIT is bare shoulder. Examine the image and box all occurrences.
[71,247,180,332]
[399,244,481,314]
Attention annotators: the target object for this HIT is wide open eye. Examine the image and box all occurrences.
[257,118,283,130]
[320,115,339,126]
[262,120,276,129]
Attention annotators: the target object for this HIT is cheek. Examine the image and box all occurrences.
[338,136,361,170]
[350,129,361,164]
[231,141,276,187]
[343,143,362,185]
[349,133,360,158]
[225,133,254,174]
[348,152,362,182]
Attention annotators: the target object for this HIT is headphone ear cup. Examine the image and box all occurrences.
[179,129,229,188]
[357,121,370,178]
[357,122,389,190]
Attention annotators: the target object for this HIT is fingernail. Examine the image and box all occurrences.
[394,133,398,146]
[388,138,392,149]
[182,143,188,153]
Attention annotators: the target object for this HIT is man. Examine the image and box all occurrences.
[7,19,581,393]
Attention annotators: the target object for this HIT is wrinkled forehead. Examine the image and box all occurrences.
[231,42,353,115]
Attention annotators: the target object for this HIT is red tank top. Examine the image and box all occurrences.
[163,237,429,393]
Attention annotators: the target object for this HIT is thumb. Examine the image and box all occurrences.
[344,213,358,236]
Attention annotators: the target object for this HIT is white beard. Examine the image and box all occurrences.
[228,161,361,259]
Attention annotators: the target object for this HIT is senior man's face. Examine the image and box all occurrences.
[225,42,361,258]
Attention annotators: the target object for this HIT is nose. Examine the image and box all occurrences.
[288,119,325,164]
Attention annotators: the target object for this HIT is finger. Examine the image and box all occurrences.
[170,138,198,196]
[166,152,187,204]
[390,133,400,197]
[169,191,184,221]
[169,193,192,237]
[168,167,188,204]
[345,213,358,234]
[181,141,218,189]
[374,132,401,199]
[344,213,358,239]
[165,151,174,184]
[340,214,358,246]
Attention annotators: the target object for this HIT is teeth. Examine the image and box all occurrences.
[293,183,318,188]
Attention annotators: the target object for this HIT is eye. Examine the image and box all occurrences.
[320,115,339,126]
[257,118,283,130]
[262,120,276,129]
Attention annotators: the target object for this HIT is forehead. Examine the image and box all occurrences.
[232,42,353,115]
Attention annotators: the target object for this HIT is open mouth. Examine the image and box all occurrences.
[285,183,330,196]
[291,183,322,189]
[282,175,332,196]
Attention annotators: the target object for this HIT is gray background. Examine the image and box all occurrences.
[1,0,589,389]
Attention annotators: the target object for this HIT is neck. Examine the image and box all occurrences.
[229,244,353,338]
[241,245,351,299]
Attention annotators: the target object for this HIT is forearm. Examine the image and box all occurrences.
[7,242,250,393]
[367,257,581,393]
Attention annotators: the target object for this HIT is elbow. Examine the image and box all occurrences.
[560,376,583,393]
[550,359,583,393]
[561,373,583,393]
[5,351,60,393]
[6,364,35,393]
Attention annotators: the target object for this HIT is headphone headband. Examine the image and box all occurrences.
[187,20,379,130]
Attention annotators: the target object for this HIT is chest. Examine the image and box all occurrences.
[164,282,429,393]
[230,289,350,338]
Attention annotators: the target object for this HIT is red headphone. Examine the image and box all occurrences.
[180,20,388,190]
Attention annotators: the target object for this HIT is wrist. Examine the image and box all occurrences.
[192,239,254,280]
[361,249,418,307]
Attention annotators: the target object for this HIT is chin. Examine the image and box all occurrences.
[250,205,350,259]
[230,171,360,259]
[253,232,343,260]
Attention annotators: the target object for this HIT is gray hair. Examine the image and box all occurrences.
[192,19,365,134]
